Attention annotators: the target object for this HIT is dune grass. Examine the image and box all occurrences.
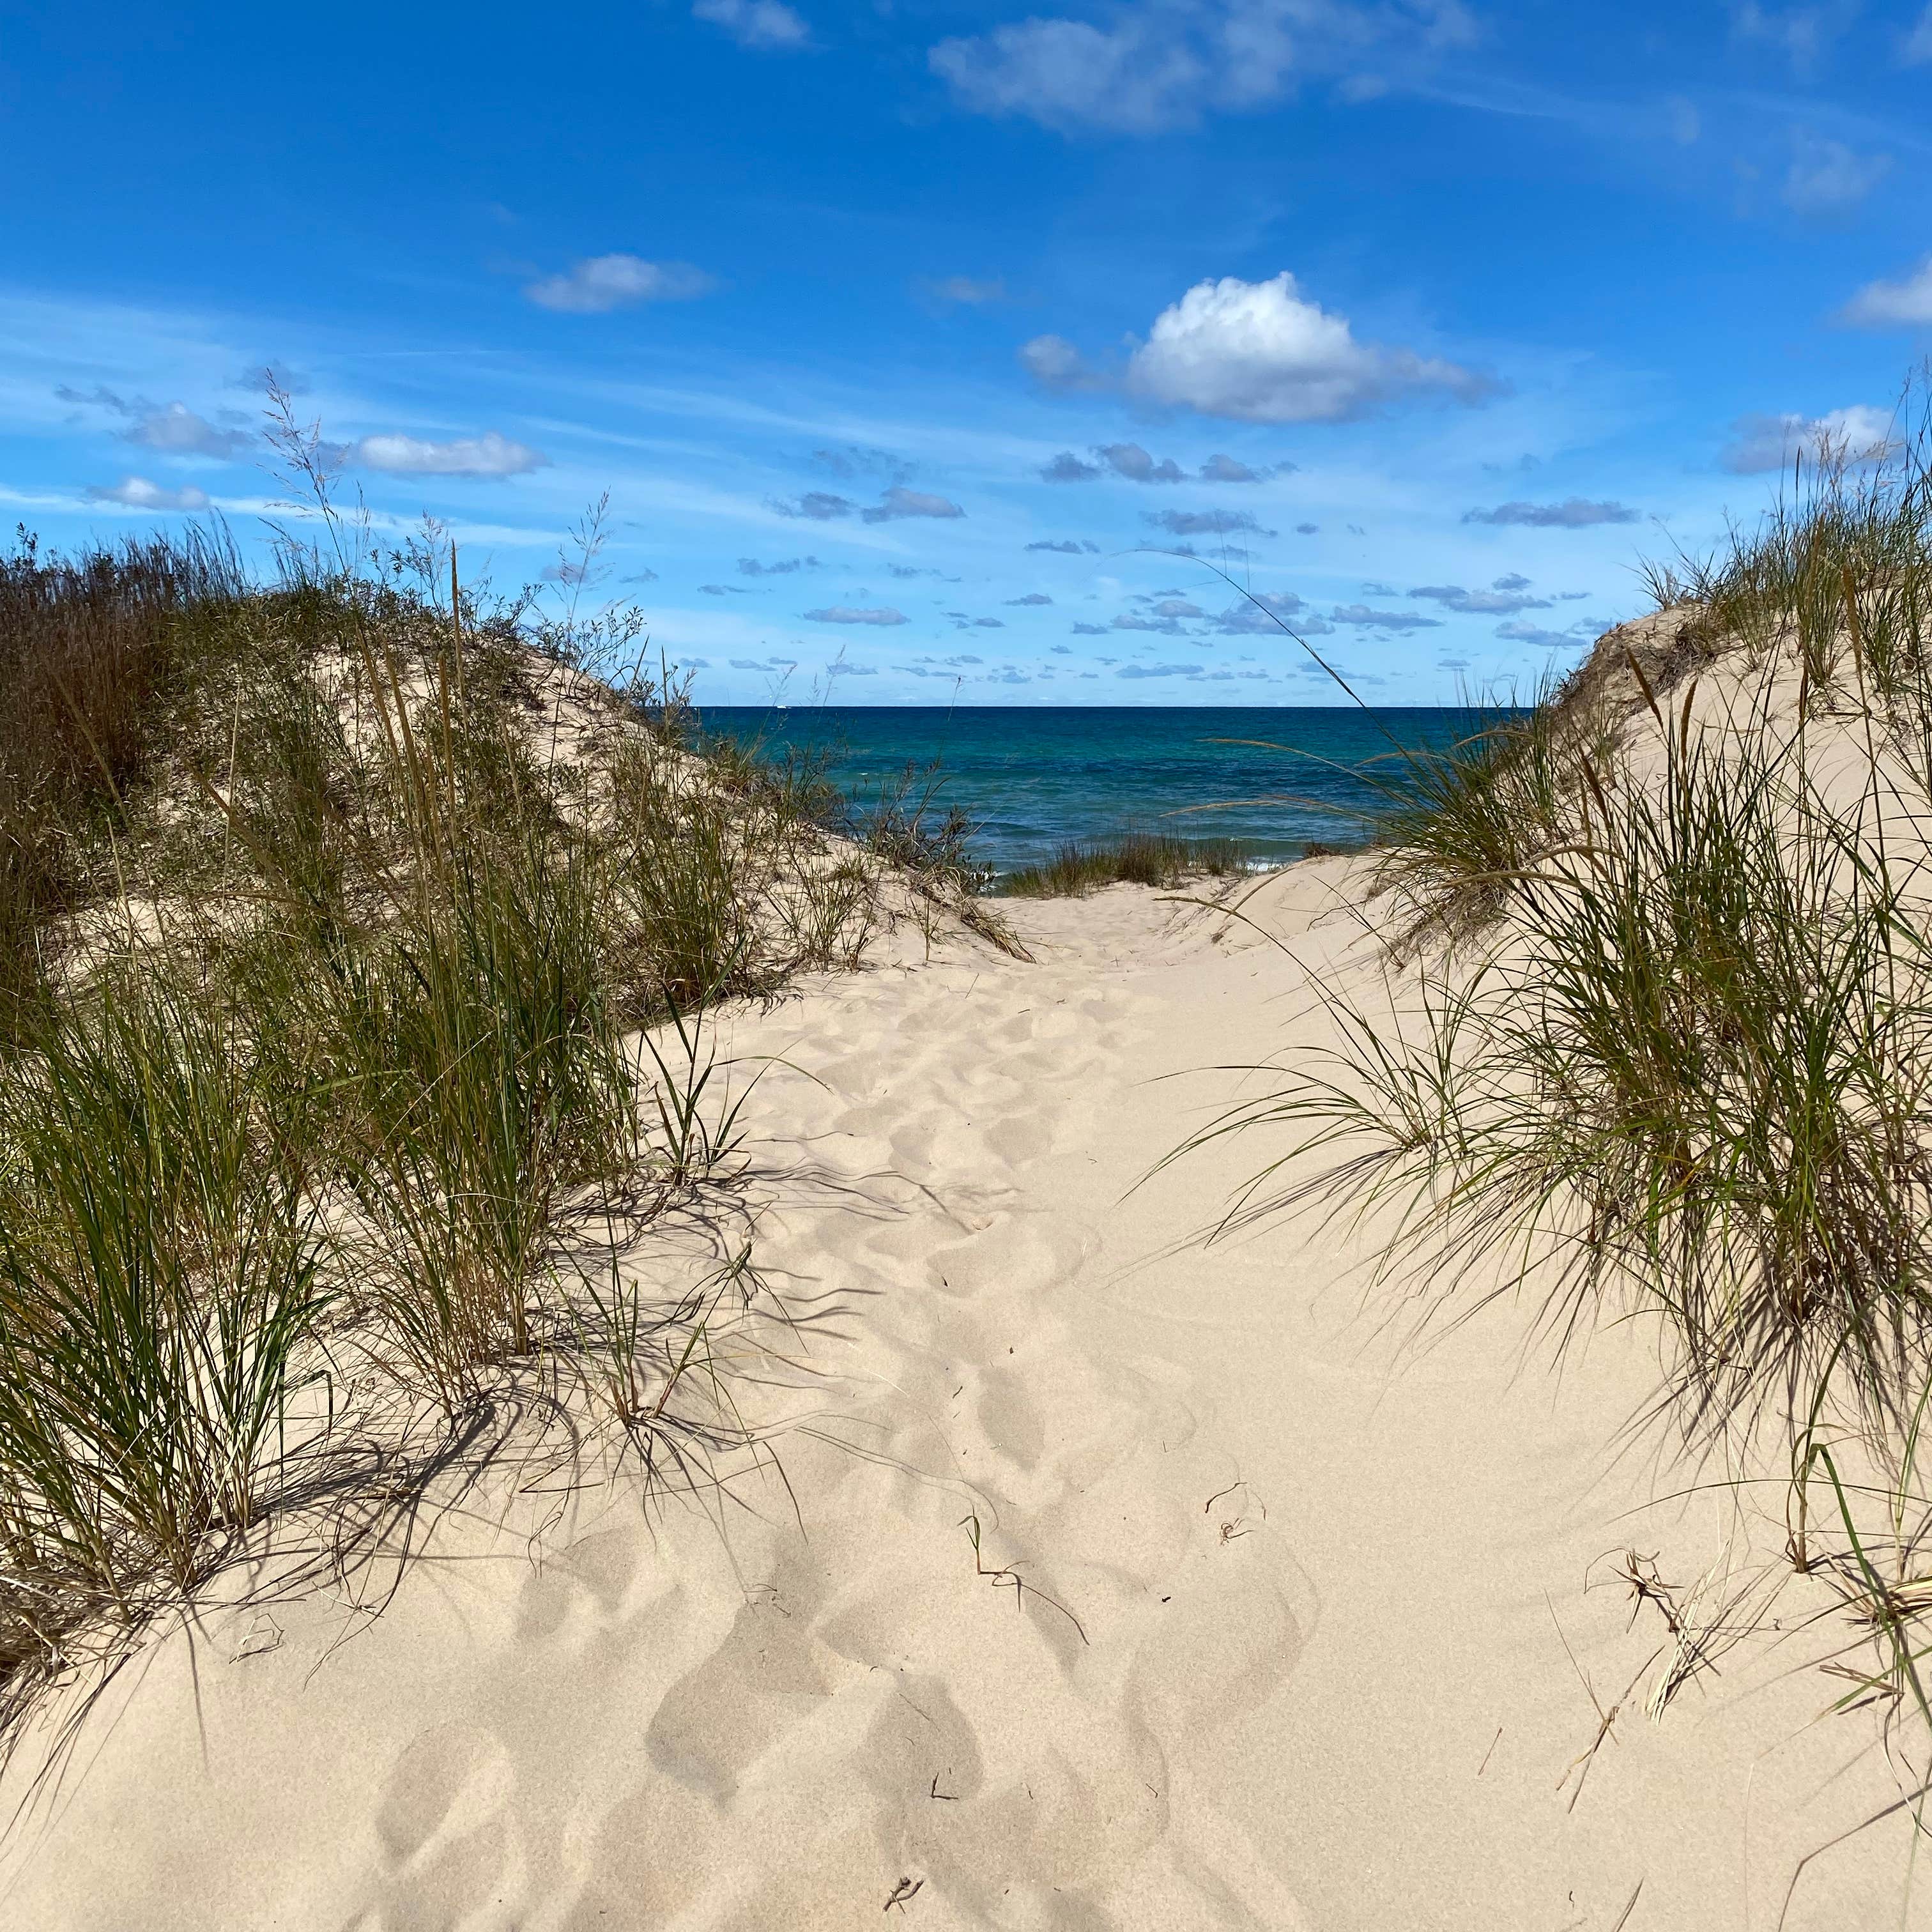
[0,498,952,1699]
[1000,829,1250,898]
[1176,369,1932,1789]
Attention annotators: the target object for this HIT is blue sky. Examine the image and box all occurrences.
[2,1,1929,705]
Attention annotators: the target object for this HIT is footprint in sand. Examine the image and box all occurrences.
[645,1599,834,1804]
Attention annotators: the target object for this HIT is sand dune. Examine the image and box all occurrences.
[2,859,1926,1929]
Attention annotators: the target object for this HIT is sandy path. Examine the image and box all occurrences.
[3,865,1928,1929]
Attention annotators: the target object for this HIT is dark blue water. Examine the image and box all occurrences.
[696,706,1480,874]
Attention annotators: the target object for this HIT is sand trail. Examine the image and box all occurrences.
[1,861,1928,1928]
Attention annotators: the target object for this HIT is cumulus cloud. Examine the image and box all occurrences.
[1071,621,1109,635]
[1117,663,1204,678]
[524,254,716,312]
[1026,275,1491,425]
[692,0,808,51]
[84,476,211,511]
[1296,521,1319,533]
[1783,137,1890,218]
[772,491,856,519]
[803,605,908,625]
[1721,404,1895,473]
[1330,603,1441,632]
[59,387,253,458]
[862,484,965,523]
[1099,441,1186,483]
[1144,507,1271,537]
[1133,274,1492,422]
[1006,592,1054,604]
[1040,452,1103,482]
[1041,441,1193,484]
[1841,258,1932,328]
[929,0,1476,135]
[1462,498,1637,528]
[1027,537,1099,553]
[1408,582,1551,614]
[739,555,820,574]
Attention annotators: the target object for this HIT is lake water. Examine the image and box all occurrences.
[695,705,1482,875]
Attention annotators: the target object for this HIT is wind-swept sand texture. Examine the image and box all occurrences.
[3,860,1928,1929]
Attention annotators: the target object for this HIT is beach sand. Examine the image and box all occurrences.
[3,857,1926,1929]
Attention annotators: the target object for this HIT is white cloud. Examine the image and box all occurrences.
[524,255,716,313]
[57,386,252,457]
[353,431,549,478]
[84,476,211,511]
[803,605,908,625]
[1908,4,1932,61]
[692,0,808,50]
[1782,137,1890,218]
[929,0,1476,135]
[1084,273,1491,424]
[1841,258,1932,328]
[1721,404,1895,473]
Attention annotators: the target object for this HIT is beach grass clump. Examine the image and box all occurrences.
[0,496,962,1699]
[0,969,326,1671]
[0,527,249,1019]
[1200,673,1932,1420]
[1364,692,1610,943]
[1002,829,1249,898]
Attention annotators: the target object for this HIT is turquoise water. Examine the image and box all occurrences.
[696,706,1481,874]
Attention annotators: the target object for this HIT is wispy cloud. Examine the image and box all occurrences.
[1330,602,1442,631]
[1409,581,1551,613]
[1729,1,1857,76]
[524,256,716,313]
[861,484,964,523]
[692,0,808,51]
[930,0,1476,135]
[1462,497,1637,527]
[770,490,856,519]
[802,604,908,624]
[58,386,252,458]
[1026,537,1100,553]
[738,554,820,574]
[1782,135,1890,218]
[921,275,1008,305]
[1143,507,1271,537]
